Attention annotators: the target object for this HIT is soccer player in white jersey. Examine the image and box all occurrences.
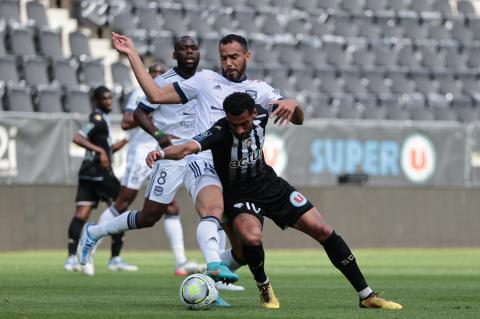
[77,33,299,291]
[94,61,204,276]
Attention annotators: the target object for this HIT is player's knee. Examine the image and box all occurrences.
[316,224,334,242]
[196,203,223,219]
[165,203,180,215]
[242,229,262,246]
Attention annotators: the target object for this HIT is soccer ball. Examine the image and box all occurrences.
[179,274,218,310]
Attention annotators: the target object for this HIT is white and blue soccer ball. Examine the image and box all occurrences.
[179,274,218,310]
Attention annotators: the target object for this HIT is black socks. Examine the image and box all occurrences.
[322,231,368,292]
[243,243,267,283]
[110,232,124,258]
[68,217,85,255]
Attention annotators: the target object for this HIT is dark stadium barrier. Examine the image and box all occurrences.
[1,113,478,188]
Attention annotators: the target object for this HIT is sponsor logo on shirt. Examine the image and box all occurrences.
[229,149,262,168]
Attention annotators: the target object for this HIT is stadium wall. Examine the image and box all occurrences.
[1,185,479,250]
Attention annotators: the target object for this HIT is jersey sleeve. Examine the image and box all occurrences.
[255,105,270,128]
[79,113,103,139]
[191,121,225,152]
[255,81,284,113]
[172,71,205,104]
[124,88,145,112]
[137,76,167,112]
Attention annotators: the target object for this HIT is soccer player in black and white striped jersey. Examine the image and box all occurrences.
[144,92,403,310]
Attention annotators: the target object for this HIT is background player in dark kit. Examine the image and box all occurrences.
[64,86,128,275]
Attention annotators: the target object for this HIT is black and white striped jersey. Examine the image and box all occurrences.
[192,105,276,195]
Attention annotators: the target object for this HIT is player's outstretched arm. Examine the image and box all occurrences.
[146,141,200,167]
[111,32,181,104]
[270,99,304,125]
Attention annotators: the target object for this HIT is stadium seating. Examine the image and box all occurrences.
[1,0,480,122]
[36,85,64,113]
[69,31,92,60]
[5,83,34,112]
[65,86,92,114]
[26,1,49,28]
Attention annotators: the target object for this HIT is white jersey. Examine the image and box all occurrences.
[124,87,157,147]
[139,68,197,144]
[173,69,283,160]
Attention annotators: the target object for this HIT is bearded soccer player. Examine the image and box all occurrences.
[79,33,300,288]
[144,92,403,310]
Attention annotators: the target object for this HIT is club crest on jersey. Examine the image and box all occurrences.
[154,186,163,195]
[94,114,102,121]
[245,138,252,147]
[289,191,307,207]
[194,131,212,141]
[245,90,257,99]
[213,84,222,90]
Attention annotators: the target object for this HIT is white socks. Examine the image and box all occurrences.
[218,228,226,252]
[89,210,138,239]
[163,214,187,267]
[196,217,222,263]
[358,287,374,299]
[220,249,244,271]
[98,206,119,224]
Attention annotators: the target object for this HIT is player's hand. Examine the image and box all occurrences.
[99,149,110,170]
[157,134,180,148]
[146,151,162,168]
[112,32,137,56]
[269,99,298,126]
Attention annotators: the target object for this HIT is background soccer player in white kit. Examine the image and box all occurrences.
[77,33,300,301]
[94,61,204,276]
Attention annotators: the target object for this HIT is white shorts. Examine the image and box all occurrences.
[145,160,188,204]
[121,147,152,190]
[184,158,223,203]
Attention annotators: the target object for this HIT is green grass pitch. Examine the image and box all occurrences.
[0,249,479,319]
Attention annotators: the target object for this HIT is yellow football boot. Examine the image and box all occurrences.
[258,282,280,309]
[360,292,403,310]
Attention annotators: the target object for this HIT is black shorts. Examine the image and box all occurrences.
[75,175,120,208]
[223,176,314,229]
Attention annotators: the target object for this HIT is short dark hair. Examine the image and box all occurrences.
[148,62,166,74]
[219,34,248,51]
[174,35,197,51]
[223,92,255,116]
[93,85,111,100]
